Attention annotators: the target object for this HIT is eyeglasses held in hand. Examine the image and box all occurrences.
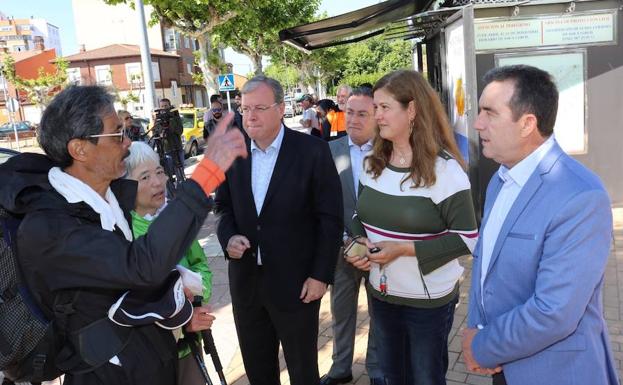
[86,128,129,143]
[240,103,278,115]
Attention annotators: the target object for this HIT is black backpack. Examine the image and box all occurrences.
[0,207,76,382]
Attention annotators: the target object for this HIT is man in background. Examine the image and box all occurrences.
[322,86,383,385]
[330,85,351,139]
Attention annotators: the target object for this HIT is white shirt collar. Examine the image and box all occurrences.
[251,124,285,153]
[498,135,556,187]
[347,136,373,150]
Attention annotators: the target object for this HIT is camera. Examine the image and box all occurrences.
[154,107,178,127]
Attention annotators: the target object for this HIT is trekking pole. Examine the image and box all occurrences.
[192,296,227,385]
[201,328,227,385]
[185,333,214,385]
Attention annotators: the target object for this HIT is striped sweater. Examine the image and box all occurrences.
[353,152,478,308]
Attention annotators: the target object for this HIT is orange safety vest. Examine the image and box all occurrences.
[327,110,346,134]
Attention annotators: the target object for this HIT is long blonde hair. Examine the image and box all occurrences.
[367,70,465,188]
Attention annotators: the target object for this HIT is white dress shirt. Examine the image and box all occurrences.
[348,137,373,195]
[251,125,285,264]
[480,136,556,300]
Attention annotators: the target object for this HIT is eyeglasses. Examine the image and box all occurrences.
[86,128,129,143]
[212,108,222,112]
[240,103,278,115]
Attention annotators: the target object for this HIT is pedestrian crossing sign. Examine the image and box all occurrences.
[218,74,235,91]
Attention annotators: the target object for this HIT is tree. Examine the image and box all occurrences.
[104,0,244,93]
[342,36,412,78]
[1,54,68,109]
[264,62,298,93]
[213,0,320,75]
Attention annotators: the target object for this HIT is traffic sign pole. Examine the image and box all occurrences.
[226,91,231,114]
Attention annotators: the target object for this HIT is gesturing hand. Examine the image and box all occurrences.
[226,235,251,259]
[203,113,247,172]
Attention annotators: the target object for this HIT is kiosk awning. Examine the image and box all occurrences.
[278,0,431,53]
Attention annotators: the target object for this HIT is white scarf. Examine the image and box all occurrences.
[48,167,133,241]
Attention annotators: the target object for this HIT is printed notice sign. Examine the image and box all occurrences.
[475,12,615,51]
[498,51,586,154]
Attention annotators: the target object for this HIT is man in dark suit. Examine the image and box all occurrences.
[322,87,382,385]
[215,76,343,385]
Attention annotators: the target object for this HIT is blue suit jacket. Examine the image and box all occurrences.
[468,142,619,385]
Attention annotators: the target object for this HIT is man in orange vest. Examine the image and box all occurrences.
[330,85,351,139]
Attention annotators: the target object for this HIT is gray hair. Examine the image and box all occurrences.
[241,76,284,103]
[39,85,115,167]
[337,84,352,96]
[124,141,160,178]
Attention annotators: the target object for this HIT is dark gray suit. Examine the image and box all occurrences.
[327,135,381,379]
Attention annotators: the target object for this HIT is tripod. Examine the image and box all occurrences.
[147,128,186,198]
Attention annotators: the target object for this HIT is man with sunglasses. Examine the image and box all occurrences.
[0,85,247,385]
[215,76,343,385]
[203,100,224,141]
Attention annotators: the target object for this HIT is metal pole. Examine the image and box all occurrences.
[135,0,157,117]
[226,91,231,113]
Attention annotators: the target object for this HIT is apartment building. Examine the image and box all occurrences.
[0,12,62,55]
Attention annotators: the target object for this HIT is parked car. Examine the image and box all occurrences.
[0,147,19,165]
[0,121,36,138]
[178,105,207,158]
[284,101,295,118]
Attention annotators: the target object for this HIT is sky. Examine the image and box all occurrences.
[1,0,380,70]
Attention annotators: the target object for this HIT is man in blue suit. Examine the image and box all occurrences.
[463,65,619,385]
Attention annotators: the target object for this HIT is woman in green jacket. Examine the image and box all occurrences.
[125,141,214,385]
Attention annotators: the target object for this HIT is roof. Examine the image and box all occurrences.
[0,49,48,63]
[63,44,179,62]
[279,0,431,52]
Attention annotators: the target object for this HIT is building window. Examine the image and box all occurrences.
[125,62,142,85]
[66,68,81,85]
[94,65,112,85]
[151,62,160,82]
[18,25,31,31]
[186,62,192,74]
[0,26,12,32]
[13,46,26,52]
[184,36,190,49]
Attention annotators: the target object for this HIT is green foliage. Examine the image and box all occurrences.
[271,34,412,95]
[264,62,298,91]
[332,72,384,94]
[103,0,245,93]
[212,0,320,75]
[103,0,242,35]
[1,54,68,108]
[342,36,412,78]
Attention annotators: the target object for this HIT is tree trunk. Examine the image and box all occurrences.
[252,54,263,76]
[196,34,219,98]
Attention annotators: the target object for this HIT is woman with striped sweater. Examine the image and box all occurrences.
[346,70,478,385]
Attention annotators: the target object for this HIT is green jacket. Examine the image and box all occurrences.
[131,210,212,358]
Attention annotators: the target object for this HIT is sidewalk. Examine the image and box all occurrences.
[197,207,623,385]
